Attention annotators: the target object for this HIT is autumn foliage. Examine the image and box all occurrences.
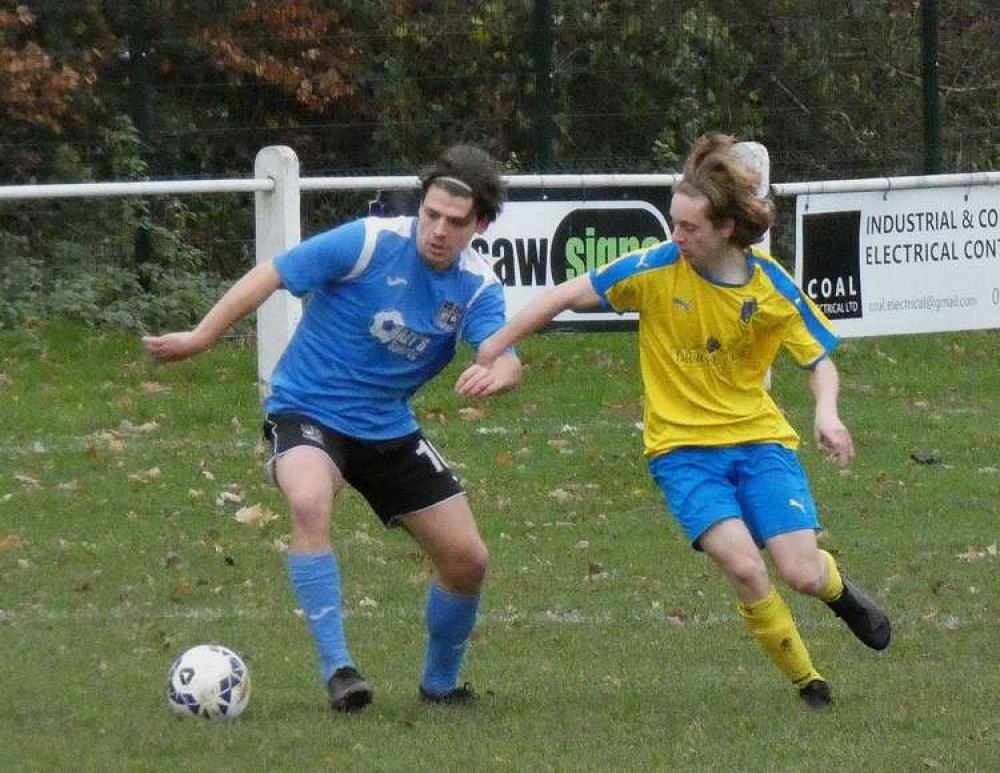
[0,6,92,132]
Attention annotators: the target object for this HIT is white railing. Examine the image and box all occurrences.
[773,171,1000,196]
[3,145,998,391]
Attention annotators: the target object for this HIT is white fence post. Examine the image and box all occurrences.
[735,141,770,253]
[735,141,772,386]
[254,146,302,398]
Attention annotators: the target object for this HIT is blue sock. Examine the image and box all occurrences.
[287,552,353,683]
[421,582,480,695]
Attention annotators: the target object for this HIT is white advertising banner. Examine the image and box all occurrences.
[795,186,1000,337]
[472,200,669,322]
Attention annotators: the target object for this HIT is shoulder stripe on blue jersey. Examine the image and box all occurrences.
[343,216,412,280]
[458,246,501,310]
[590,240,679,295]
[751,255,839,354]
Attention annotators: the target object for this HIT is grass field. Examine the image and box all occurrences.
[0,323,997,771]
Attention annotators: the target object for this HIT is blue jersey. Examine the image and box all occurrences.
[266,215,507,440]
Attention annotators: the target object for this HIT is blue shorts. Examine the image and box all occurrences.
[648,443,821,550]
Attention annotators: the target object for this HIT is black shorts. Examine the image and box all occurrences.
[262,412,465,527]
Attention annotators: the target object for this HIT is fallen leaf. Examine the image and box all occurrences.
[271,535,290,553]
[234,503,279,526]
[586,563,608,581]
[215,491,243,507]
[956,544,998,562]
[0,535,23,550]
[119,420,159,434]
[548,488,574,502]
[128,467,161,484]
[14,474,40,489]
[459,406,487,421]
[91,431,126,453]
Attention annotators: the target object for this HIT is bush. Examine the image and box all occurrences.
[0,243,243,335]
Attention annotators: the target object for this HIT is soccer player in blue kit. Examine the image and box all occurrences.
[144,145,521,712]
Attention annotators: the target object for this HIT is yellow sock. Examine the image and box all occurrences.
[738,587,822,688]
[817,549,845,603]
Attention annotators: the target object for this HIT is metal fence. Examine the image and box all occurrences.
[3,145,997,386]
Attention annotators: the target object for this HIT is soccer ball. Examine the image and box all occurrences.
[166,644,251,720]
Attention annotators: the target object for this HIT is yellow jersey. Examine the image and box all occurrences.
[590,241,839,457]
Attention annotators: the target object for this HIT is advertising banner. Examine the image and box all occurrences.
[795,186,1000,337]
[474,200,669,322]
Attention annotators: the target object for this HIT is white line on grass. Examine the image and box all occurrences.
[1,604,875,633]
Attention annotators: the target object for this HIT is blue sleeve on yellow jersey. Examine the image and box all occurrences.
[590,241,680,311]
[753,257,840,365]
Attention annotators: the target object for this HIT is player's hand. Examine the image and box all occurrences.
[815,416,854,467]
[142,331,207,363]
[455,354,522,398]
[455,363,501,398]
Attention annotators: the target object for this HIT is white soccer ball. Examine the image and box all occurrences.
[166,644,251,720]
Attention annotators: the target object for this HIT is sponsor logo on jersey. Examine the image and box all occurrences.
[370,309,431,361]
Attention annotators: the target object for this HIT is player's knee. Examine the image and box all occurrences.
[776,559,824,595]
[284,487,332,529]
[721,553,769,592]
[440,543,488,592]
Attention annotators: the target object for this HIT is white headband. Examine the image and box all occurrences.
[431,175,473,195]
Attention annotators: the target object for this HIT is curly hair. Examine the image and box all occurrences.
[674,133,775,247]
[418,144,506,223]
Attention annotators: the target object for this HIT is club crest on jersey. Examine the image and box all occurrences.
[433,300,463,331]
[740,298,758,324]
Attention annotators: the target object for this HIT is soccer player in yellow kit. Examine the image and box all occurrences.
[466,133,890,709]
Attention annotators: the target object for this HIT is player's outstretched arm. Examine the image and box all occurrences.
[810,356,854,467]
[475,274,603,366]
[143,260,283,363]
